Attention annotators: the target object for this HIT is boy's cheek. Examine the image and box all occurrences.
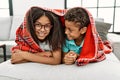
[66,34,73,40]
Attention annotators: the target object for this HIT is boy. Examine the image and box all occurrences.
[62,7,89,65]
[62,7,112,65]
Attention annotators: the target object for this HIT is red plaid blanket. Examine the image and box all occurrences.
[11,6,112,66]
[76,7,112,66]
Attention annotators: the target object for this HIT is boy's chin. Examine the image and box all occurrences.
[67,37,73,40]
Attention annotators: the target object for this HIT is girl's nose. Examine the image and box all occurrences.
[40,26,45,31]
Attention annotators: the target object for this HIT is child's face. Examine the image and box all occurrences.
[65,20,83,40]
[34,15,52,41]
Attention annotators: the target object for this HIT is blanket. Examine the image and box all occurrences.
[12,6,112,66]
[76,7,112,66]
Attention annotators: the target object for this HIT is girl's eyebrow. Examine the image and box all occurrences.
[35,21,51,24]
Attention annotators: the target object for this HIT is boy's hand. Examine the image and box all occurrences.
[68,51,78,60]
[63,51,78,65]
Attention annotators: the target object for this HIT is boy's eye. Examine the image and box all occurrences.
[68,28,74,32]
[65,28,73,32]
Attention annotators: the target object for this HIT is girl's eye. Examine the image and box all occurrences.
[36,24,41,26]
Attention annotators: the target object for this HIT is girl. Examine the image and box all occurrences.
[11,6,65,65]
[62,7,112,66]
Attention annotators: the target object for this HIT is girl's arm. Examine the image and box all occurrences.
[11,49,61,65]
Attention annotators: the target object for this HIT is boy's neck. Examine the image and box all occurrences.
[75,35,84,46]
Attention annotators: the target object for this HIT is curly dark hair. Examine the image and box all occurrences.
[26,7,65,50]
[64,7,90,28]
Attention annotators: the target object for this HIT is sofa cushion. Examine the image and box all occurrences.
[107,33,120,60]
[9,16,24,40]
[0,53,120,80]
[95,21,112,40]
[0,17,12,40]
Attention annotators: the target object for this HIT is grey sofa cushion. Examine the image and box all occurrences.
[0,17,12,40]
[9,16,24,40]
[95,21,112,40]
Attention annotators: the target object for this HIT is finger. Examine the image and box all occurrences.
[11,59,15,64]
[64,58,75,63]
[65,61,74,64]
[68,55,77,61]
[64,56,74,61]
[11,58,19,64]
[67,55,76,60]
[65,62,73,65]
[64,61,74,65]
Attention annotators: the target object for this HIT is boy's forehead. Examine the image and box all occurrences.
[65,20,81,28]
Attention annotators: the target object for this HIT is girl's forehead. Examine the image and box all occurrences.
[36,16,51,23]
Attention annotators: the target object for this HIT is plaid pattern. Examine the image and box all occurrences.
[76,7,112,66]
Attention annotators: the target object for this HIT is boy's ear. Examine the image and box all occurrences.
[80,27,87,34]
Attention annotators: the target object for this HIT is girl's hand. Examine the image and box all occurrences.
[11,49,26,64]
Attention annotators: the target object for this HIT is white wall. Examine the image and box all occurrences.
[12,0,65,16]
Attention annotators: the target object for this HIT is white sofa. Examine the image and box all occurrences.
[0,52,120,80]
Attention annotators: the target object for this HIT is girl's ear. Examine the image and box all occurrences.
[80,27,87,34]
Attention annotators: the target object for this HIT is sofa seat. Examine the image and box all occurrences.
[107,33,120,60]
[0,52,120,80]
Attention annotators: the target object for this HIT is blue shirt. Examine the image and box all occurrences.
[62,39,84,54]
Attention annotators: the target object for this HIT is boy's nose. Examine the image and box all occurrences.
[65,29,69,35]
